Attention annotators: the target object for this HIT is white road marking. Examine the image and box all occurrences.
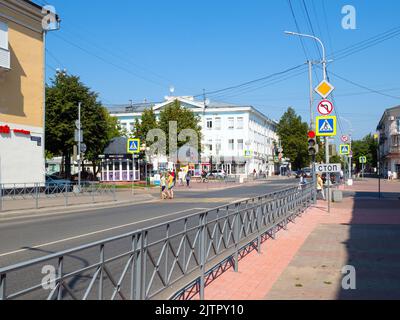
[0,207,208,258]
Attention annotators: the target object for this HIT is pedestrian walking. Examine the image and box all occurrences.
[186,171,191,188]
[317,174,326,200]
[160,174,168,200]
[167,172,175,199]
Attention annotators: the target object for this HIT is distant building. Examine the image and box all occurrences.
[0,1,59,185]
[377,105,400,179]
[108,96,279,177]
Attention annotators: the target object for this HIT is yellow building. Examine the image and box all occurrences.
[0,0,58,184]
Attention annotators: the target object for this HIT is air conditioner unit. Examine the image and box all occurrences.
[0,47,10,71]
[389,116,395,121]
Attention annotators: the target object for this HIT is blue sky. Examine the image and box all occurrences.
[41,0,400,140]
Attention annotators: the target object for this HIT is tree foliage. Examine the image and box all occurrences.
[277,107,309,170]
[351,134,378,171]
[158,100,202,155]
[46,72,121,178]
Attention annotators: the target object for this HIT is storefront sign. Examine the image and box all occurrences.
[0,125,11,134]
[13,129,31,135]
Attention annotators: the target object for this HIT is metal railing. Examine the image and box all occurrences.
[0,183,314,300]
[0,182,116,211]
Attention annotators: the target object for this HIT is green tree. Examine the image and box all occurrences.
[277,107,309,170]
[351,134,378,172]
[132,108,158,142]
[158,100,202,156]
[46,72,121,178]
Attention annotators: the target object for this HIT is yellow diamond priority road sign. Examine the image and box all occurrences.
[315,80,335,99]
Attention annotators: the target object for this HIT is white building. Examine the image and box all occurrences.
[377,105,400,179]
[108,96,278,179]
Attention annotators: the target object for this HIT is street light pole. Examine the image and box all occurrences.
[285,31,330,208]
[78,102,82,191]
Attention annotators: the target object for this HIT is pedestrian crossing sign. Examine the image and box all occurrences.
[340,144,351,155]
[127,138,141,154]
[316,116,337,137]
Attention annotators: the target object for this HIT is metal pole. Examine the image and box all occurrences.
[308,60,314,130]
[326,137,330,213]
[78,102,82,192]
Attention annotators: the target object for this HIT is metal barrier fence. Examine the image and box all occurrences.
[0,183,314,300]
[0,182,116,211]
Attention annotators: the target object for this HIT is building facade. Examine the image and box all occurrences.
[0,0,50,185]
[108,96,278,179]
[377,105,400,179]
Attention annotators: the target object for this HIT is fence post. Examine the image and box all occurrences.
[133,232,142,300]
[57,256,64,300]
[0,183,3,212]
[113,184,117,202]
[99,244,104,300]
[35,183,39,209]
[0,274,6,300]
[91,183,95,204]
[199,213,207,300]
[130,234,137,300]
[234,204,240,272]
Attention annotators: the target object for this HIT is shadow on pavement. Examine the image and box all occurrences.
[337,191,400,300]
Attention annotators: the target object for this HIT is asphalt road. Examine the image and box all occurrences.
[0,179,298,300]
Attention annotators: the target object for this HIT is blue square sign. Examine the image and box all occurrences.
[127,139,140,154]
[316,116,337,137]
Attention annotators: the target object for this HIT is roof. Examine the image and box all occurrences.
[106,97,278,125]
[377,105,400,130]
[103,137,128,155]
[22,0,43,10]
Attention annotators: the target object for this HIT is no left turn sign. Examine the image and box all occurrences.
[317,100,334,116]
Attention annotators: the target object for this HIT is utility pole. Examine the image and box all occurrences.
[78,102,82,191]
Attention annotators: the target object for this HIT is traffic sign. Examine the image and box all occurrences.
[316,116,337,137]
[80,143,87,153]
[315,163,342,174]
[341,135,349,143]
[339,144,350,155]
[317,100,334,116]
[127,138,141,154]
[244,150,253,158]
[315,80,335,99]
[359,156,367,164]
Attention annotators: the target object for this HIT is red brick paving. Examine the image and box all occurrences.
[200,179,400,300]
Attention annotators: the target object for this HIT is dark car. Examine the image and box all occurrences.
[45,175,72,192]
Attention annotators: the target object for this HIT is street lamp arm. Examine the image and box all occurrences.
[284,31,327,80]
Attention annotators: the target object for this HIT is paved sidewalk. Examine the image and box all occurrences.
[202,178,400,300]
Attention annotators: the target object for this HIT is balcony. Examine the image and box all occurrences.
[0,47,10,71]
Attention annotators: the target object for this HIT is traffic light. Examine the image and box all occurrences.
[308,137,319,156]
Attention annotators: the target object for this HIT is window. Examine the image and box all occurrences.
[228,117,234,129]
[228,139,234,151]
[237,117,244,129]
[215,117,221,130]
[0,21,8,50]
[238,139,244,151]
[397,117,400,133]
[207,118,213,129]
[129,123,134,131]
[207,139,213,152]
[216,139,222,154]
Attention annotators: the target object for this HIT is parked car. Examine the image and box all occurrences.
[302,168,312,178]
[45,175,73,192]
[207,170,227,180]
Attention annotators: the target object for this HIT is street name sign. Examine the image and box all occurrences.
[127,138,141,154]
[317,100,334,116]
[315,80,335,99]
[315,163,342,174]
[316,116,337,137]
[339,144,351,155]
